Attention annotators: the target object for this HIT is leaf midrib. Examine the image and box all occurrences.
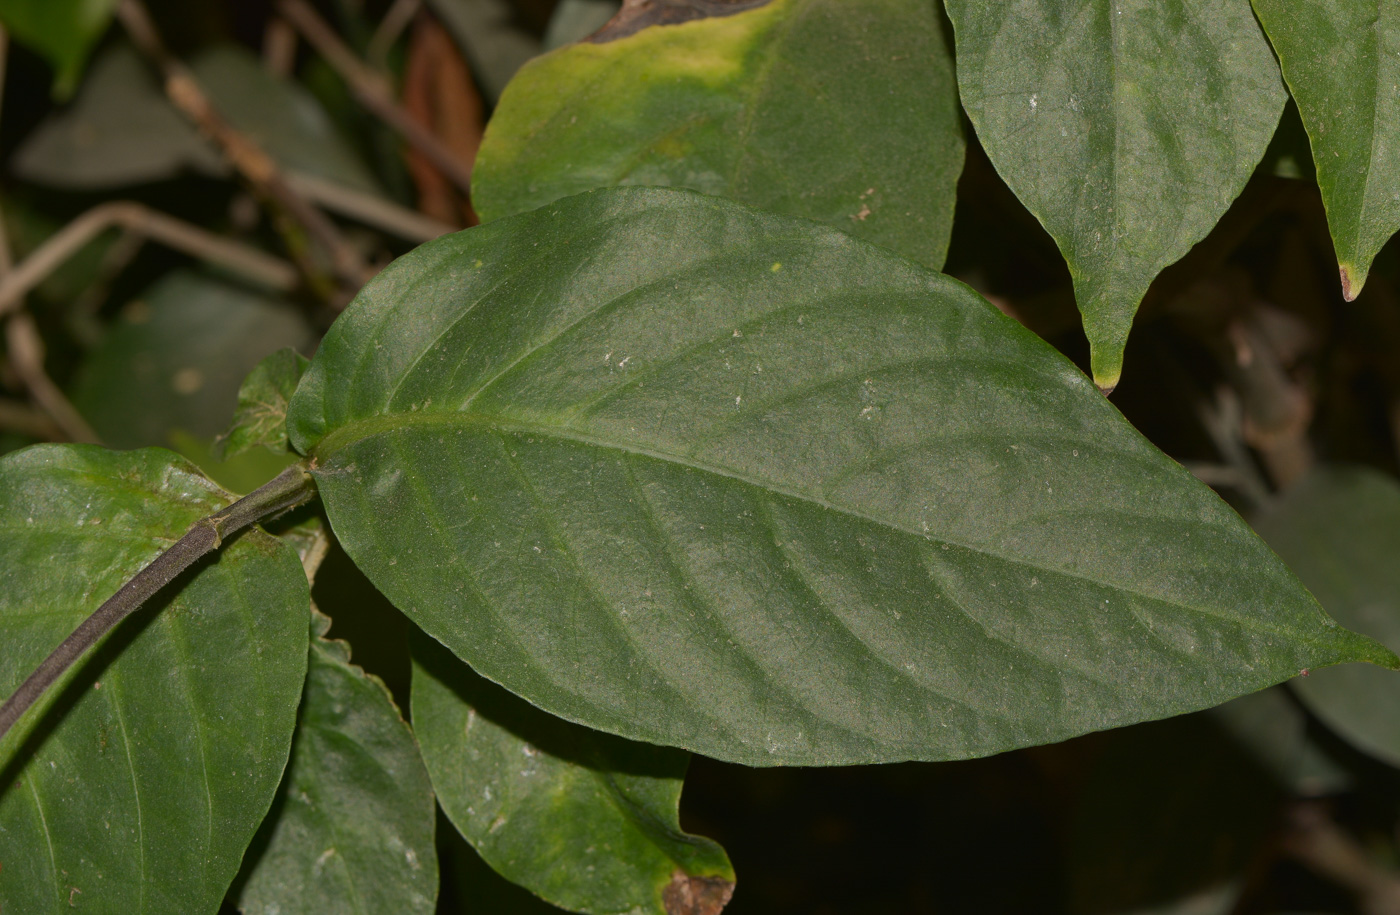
[309,409,1337,649]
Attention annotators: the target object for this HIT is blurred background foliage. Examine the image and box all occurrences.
[1,1,1399,913]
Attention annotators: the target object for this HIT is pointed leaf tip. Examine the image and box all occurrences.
[1340,264,1362,302]
[293,187,1387,767]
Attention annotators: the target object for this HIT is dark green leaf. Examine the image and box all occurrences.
[412,632,733,915]
[10,45,222,188]
[1253,466,1400,768]
[0,0,117,96]
[287,186,1391,767]
[194,45,384,196]
[0,445,309,913]
[71,270,316,450]
[216,349,311,460]
[13,43,382,194]
[1068,714,1275,915]
[1205,687,1350,797]
[943,0,1286,390]
[233,610,438,914]
[1250,0,1400,301]
[474,0,964,271]
[543,0,620,50]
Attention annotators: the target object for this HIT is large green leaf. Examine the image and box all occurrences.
[1253,466,1400,768]
[233,611,438,914]
[0,445,309,913]
[0,0,117,96]
[287,187,1391,767]
[412,632,733,915]
[1250,0,1400,301]
[71,270,316,450]
[943,0,1286,390]
[474,0,963,271]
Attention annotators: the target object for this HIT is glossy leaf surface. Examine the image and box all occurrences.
[1251,0,1400,301]
[412,633,733,915]
[288,187,1390,767]
[0,0,117,95]
[1253,467,1400,768]
[944,0,1286,389]
[233,611,438,914]
[473,0,964,270]
[216,348,310,460]
[0,446,309,913]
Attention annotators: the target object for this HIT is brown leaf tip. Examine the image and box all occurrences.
[590,0,772,43]
[663,870,736,915]
[1339,265,1359,302]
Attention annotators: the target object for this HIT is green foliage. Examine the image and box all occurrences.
[413,634,733,915]
[286,186,1388,765]
[4,1,1400,912]
[1254,467,1400,768]
[70,271,314,449]
[216,348,310,459]
[14,44,382,192]
[474,0,963,269]
[1250,0,1400,300]
[943,0,1286,389]
[0,0,117,96]
[0,447,309,913]
[233,610,439,914]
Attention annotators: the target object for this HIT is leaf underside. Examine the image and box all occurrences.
[289,186,1389,767]
[473,0,964,271]
[413,632,733,915]
[944,0,1286,389]
[0,445,309,914]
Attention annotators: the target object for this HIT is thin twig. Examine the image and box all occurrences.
[0,201,299,319]
[1285,801,1400,915]
[0,26,9,134]
[0,39,101,447]
[368,0,422,67]
[0,465,317,743]
[263,15,298,77]
[278,0,476,196]
[0,398,62,440]
[1196,387,1272,509]
[3,314,101,443]
[67,229,147,348]
[116,0,368,292]
[287,169,454,242]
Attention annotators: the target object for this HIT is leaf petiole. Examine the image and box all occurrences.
[0,463,318,742]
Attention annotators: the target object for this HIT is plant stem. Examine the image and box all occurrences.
[0,201,300,319]
[0,465,317,743]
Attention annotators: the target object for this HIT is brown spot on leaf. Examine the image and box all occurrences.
[1340,265,1359,301]
[590,0,772,43]
[663,870,735,915]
